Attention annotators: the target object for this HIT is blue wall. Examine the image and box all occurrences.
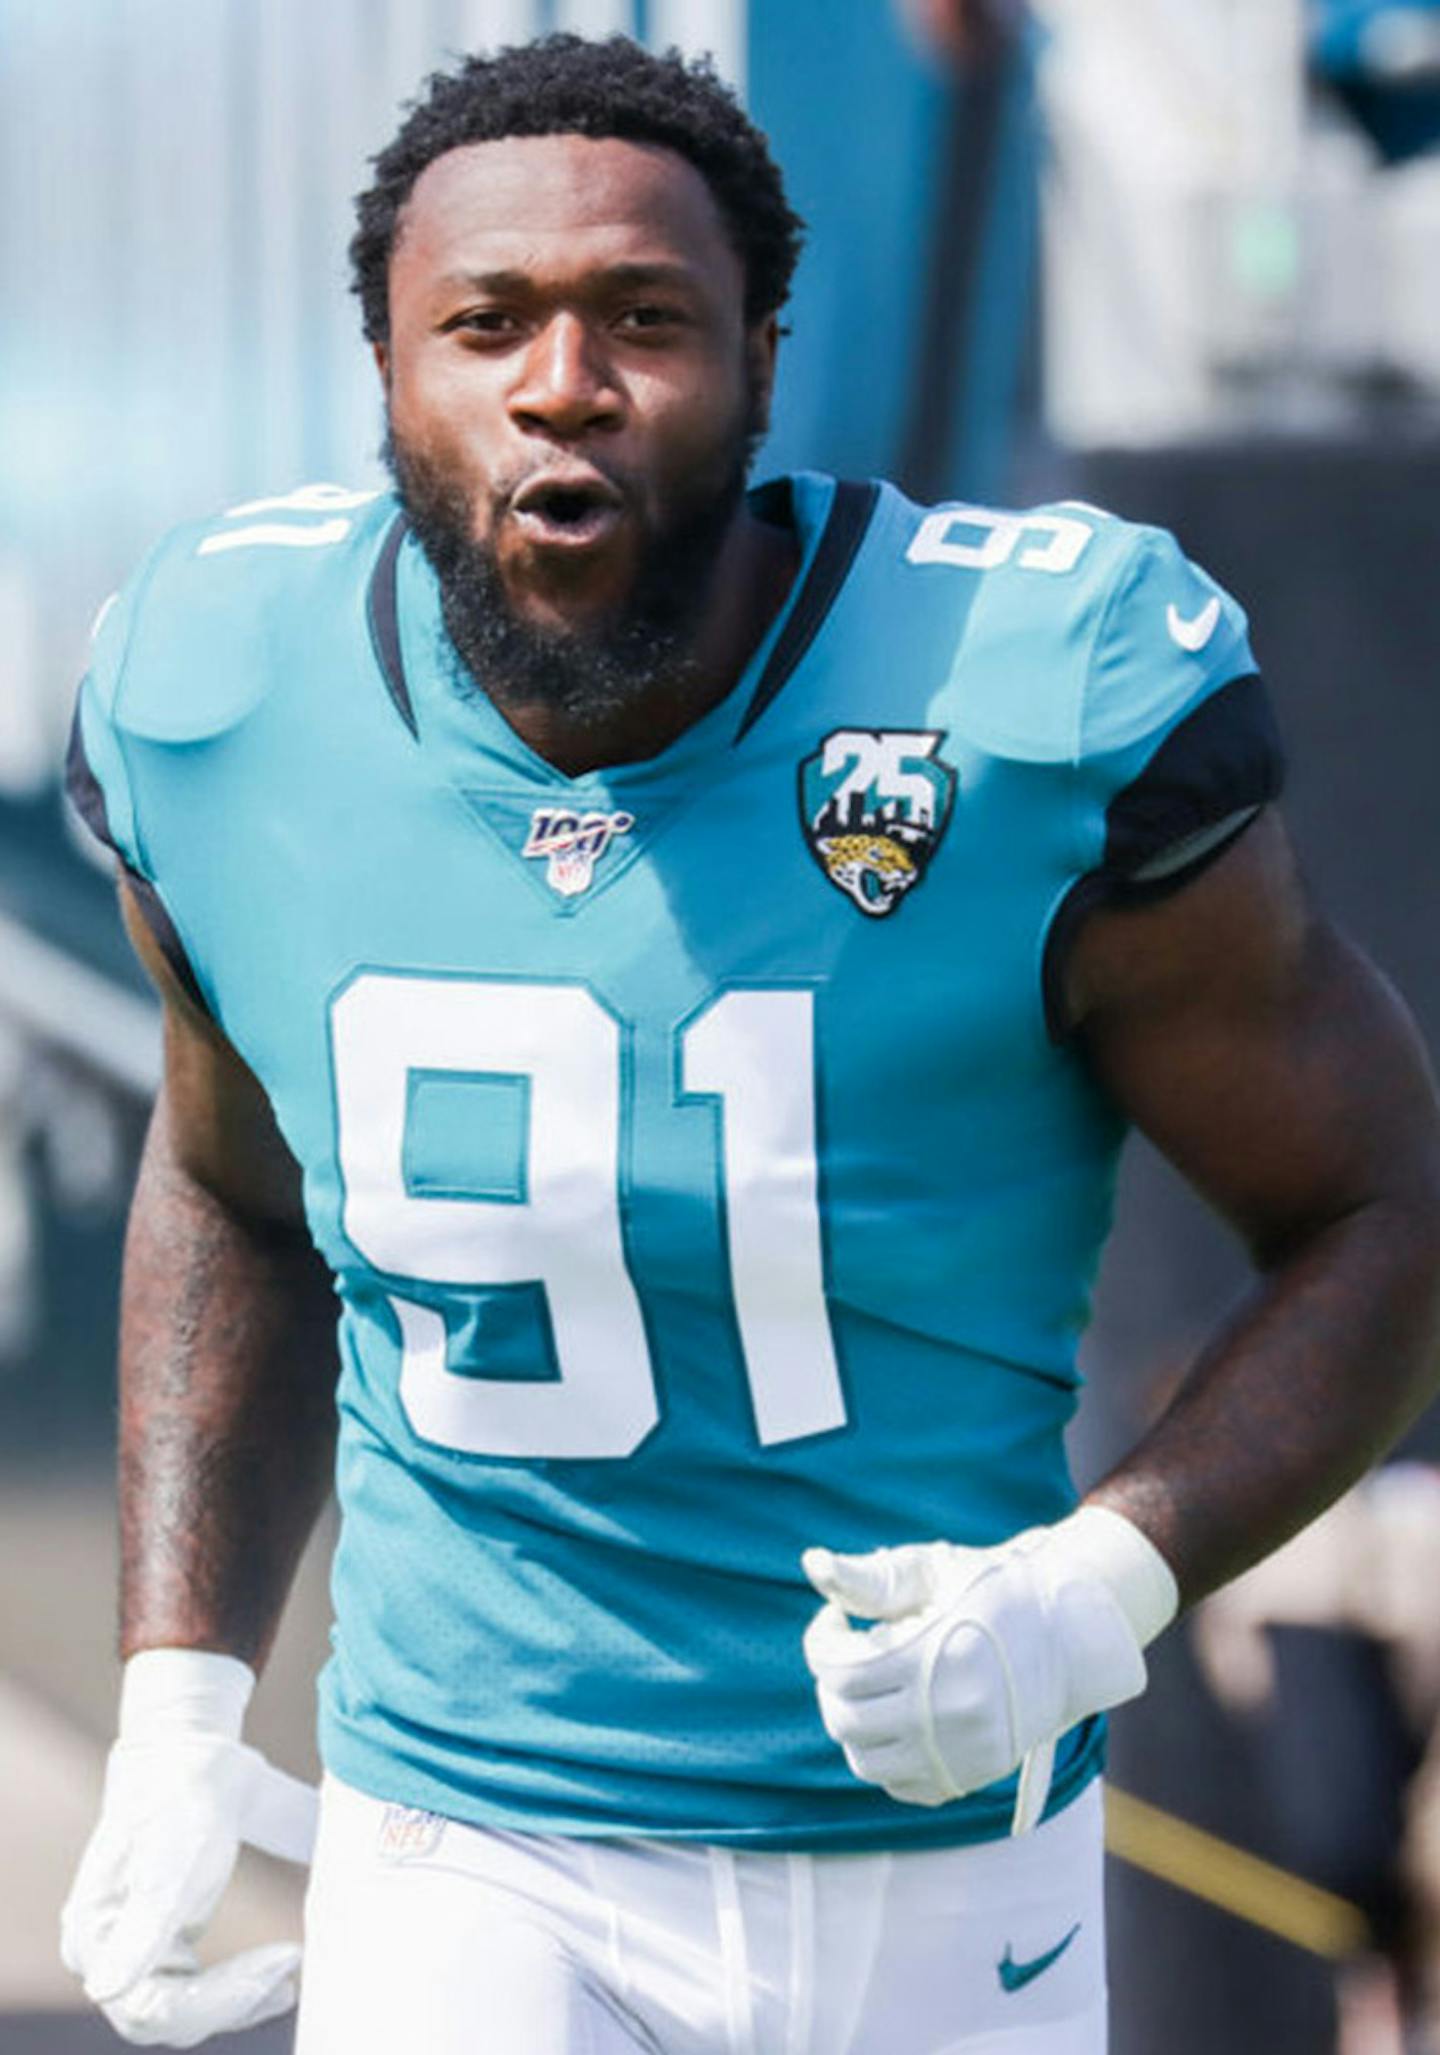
[751,0,1040,499]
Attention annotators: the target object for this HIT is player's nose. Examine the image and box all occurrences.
[508,312,624,440]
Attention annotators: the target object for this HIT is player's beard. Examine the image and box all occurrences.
[383,421,752,731]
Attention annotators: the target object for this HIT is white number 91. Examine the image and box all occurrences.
[331,974,847,1460]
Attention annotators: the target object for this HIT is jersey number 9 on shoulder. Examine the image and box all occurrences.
[330,974,847,1460]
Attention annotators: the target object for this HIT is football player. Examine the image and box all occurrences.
[59,33,1440,2054]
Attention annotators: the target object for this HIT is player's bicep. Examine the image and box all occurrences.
[1069,812,1440,1264]
[118,877,306,1232]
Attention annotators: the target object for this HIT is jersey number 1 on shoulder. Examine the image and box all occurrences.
[330,975,846,1459]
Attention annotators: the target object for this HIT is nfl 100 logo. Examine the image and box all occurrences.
[799,729,956,917]
[523,805,635,897]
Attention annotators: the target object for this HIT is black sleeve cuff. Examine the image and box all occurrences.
[64,698,119,855]
[118,863,214,1020]
[1043,673,1286,1043]
[66,701,214,1021]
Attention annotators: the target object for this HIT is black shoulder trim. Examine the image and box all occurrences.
[120,862,214,1020]
[1042,673,1286,1043]
[749,476,795,530]
[1102,674,1284,882]
[65,699,116,853]
[735,480,880,742]
[366,513,416,737]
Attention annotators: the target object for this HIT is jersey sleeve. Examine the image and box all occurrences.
[1043,525,1285,1039]
[64,489,397,1027]
[65,557,214,1016]
[66,575,148,877]
[1080,525,1257,757]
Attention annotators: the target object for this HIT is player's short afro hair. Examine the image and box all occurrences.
[351,33,805,345]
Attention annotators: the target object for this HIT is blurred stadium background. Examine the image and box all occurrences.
[5,1,1440,2048]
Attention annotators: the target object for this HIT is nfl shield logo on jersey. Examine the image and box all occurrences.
[800,729,957,917]
[523,806,635,897]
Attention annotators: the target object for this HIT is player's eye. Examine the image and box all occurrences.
[616,305,685,334]
[450,309,521,340]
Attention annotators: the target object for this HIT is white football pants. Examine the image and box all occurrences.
[294,1775,1106,2055]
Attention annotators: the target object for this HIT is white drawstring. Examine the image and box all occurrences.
[584,1843,633,2017]
[708,1846,757,2055]
[838,1853,893,2055]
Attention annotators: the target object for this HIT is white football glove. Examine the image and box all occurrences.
[802,1504,1178,1832]
[60,1649,318,2047]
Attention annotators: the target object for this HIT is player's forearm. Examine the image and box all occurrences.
[1088,1190,1440,1609]
[118,1095,339,1667]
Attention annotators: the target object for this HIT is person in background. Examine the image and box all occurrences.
[1199,1465,1440,2055]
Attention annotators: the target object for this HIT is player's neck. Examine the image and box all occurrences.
[486,507,800,778]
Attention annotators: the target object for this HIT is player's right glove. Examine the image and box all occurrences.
[802,1503,1178,1831]
[60,1649,318,2048]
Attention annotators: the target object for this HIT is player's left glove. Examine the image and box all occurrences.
[60,1649,317,2047]
[802,1504,1178,1831]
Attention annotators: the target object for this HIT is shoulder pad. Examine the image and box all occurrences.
[104,484,396,745]
[892,492,1254,763]
[1081,523,1253,757]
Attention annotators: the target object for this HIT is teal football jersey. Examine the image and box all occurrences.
[69,474,1276,1849]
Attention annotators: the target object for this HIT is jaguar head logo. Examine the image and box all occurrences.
[815,831,920,917]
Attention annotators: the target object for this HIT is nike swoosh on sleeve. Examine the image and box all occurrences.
[1166,597,1222,652]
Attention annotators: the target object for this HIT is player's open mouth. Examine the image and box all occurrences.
[511,474,626,549]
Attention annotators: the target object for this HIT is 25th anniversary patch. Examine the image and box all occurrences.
[799,729,957,917]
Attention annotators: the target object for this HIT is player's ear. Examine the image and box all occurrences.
[372,339,391,386]
[746,315,781,439]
